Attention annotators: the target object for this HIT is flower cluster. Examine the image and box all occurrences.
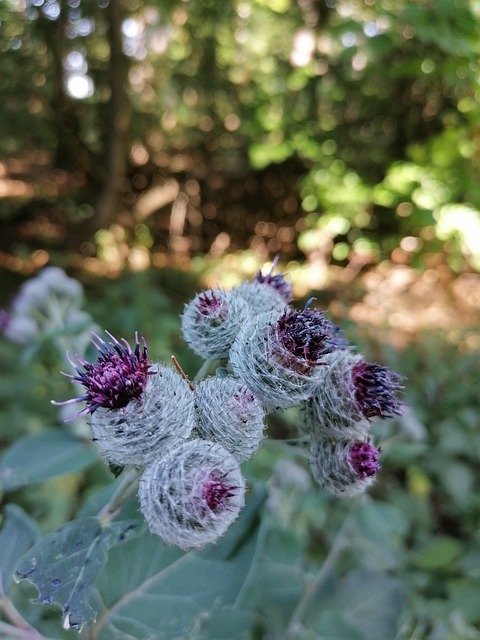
[301,349,403,496]
[50,259,403,548]
[1,267,94,351]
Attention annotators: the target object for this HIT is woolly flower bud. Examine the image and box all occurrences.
[90,364,195,466]
[53,331,153,417]
[309,436,381,497]
[229,305,342,410]
[138,439,245,549]
[254,257,292,303]
[303,352,403,439]
[302,352,369,439]
[230,281,288,316]
[181,289,250,359]
[194,375,265,461]
[231,258,292,315]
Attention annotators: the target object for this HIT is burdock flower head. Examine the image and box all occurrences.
[272,302,343,374]
[53,331,153,417]
[138,439,245,549]
[90,364,196,466]
[309,435,381,497]
[194,375,265,462]
[230,301,343,410]
[351,359,404,419]
[302,352,403,439]
[181,288,250,360]
[231,257,292,315]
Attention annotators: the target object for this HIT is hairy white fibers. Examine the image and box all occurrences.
[90,364,195,466]
[194,375,265,461]
[181,289,251,359]
[138,439,246,549]
[309,435,380,497]
[229,318,333,410]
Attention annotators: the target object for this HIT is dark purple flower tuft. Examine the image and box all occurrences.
[195,290,228,324]
[254,256,292,303]
[54,331,153,417]
[272,301,339,373]
[352,360,403,419]
[202,471,239,513]
[349,441,381,478]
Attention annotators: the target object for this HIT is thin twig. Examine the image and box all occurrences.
[0,620,32,639]
[0,596,41,636]
[171,355,195,390]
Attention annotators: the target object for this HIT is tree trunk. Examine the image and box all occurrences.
[93,0,130,231]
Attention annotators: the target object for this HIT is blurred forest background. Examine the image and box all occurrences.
[2,1,480,639]
[2,0,480,305]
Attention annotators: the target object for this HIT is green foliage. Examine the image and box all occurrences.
[16,517,143,631]
[0,505,40,596]
[0,270,479,638]
[2,1,480,634]
[0,430,97,492]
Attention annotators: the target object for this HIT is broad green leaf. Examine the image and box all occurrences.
[197,607,256,640]
[237,515,307,636]
[308,570,405,640]
[448,578,480,624]
[90,489,266,640]
[309,610,360,640]
[412,536,463,571]
[0,429,98,491]
[441,462,475,508]
[15,517,143,631]
[351,499,408,570]
[0,504,40,595]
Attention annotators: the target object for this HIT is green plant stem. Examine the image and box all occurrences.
[0,596,49,639]
[0,620,34,639]
[284,510,354,639]
[193,357,221,383]
[97,467,140,525]
[265,438,310,459]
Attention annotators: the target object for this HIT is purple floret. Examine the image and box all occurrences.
[352,360,404,419]
[53,331,153,417]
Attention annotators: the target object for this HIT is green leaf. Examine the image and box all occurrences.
[89,491,265,639]
[412,536,463,571]
[308,570,405,640]
[15,517,143,631]
[351,499,408,570]
[0,504,40,595]
[0,429,98,491]
[448,578,480,624]
[237,515,307,636]
[309,610,360,640]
